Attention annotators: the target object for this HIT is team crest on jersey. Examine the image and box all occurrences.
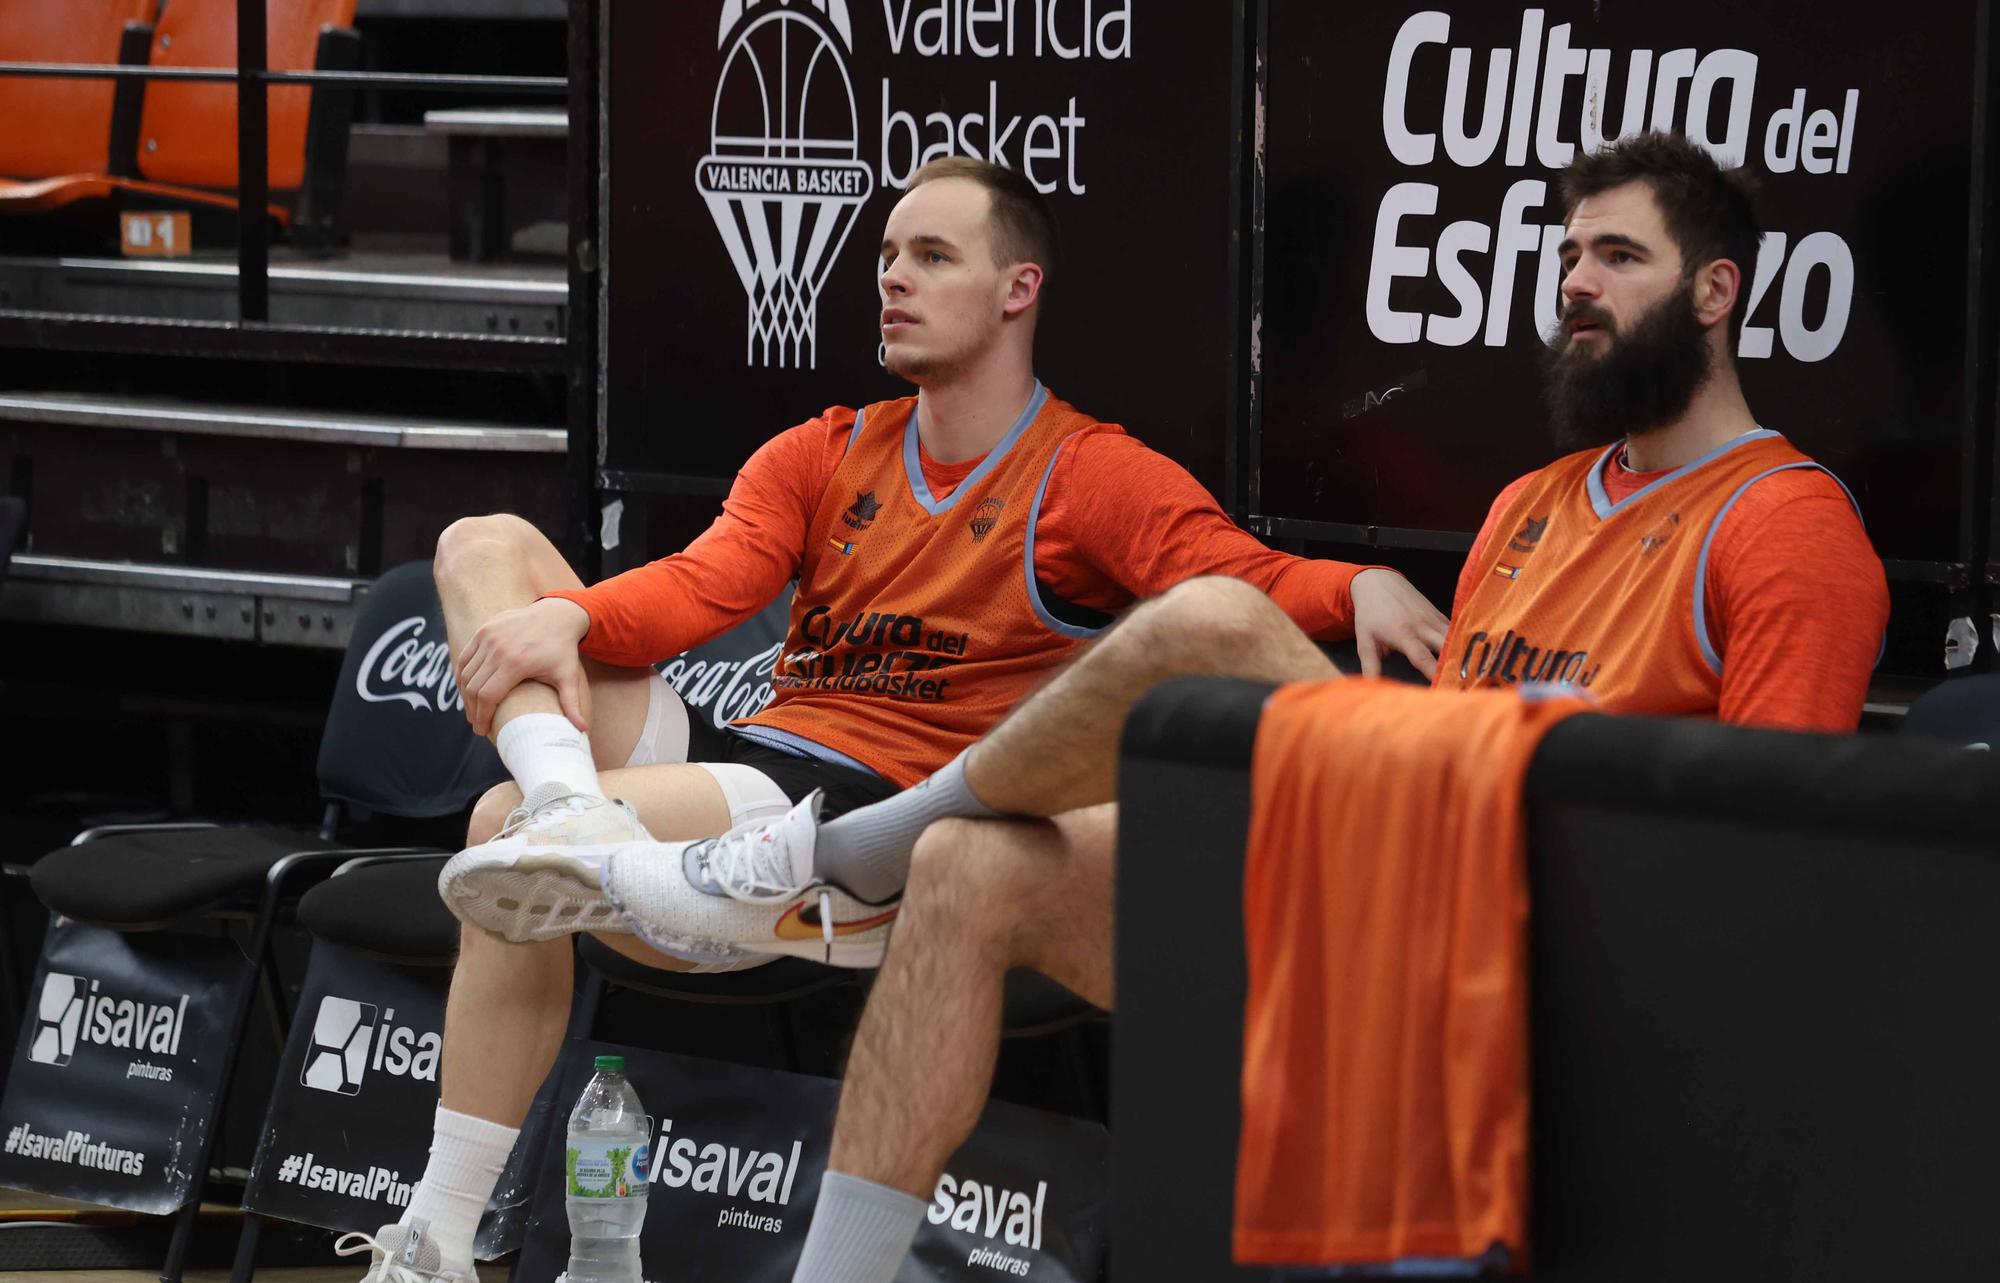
[1506,515,1549,555]
[842,491,882,531]
[1638,511,1681,556]
[969,498,1005,542]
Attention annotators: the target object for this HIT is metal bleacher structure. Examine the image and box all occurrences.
[0,0,586,653]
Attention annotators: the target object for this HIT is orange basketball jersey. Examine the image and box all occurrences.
[1439,431,1855,717]
[737,383,1118,786]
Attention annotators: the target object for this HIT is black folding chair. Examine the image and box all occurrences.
[10,561,504,1282]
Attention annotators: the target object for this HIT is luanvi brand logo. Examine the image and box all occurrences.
[697,0,875,369]
[1506,515,1549,554]
[842,490,883,531]
[929,1172,1049,1275]
[355,616,464,714]
[969,497,1005,541]
[1638,511,1681,555]
[300,996,440,1096]
[29,972,188,1080]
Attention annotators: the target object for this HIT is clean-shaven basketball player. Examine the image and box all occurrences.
[338,156,1445,1283]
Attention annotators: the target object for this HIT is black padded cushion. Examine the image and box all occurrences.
[299,857,459,964]
[32,826,342,928]
[1527,711,2000,846]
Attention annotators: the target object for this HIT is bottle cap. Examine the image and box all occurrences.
[593,1054,625,1072]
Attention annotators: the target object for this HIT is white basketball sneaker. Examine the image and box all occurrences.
[437,782,648,943]
[605,791,900,969]
[337,1221,476,1283]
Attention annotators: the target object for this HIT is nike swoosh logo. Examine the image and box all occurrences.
[771,899,900,941]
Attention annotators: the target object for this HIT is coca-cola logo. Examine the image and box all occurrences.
[354,616,464,714]
[658,639,781,729]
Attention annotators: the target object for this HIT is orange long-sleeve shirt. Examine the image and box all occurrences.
[1451,448,1887,732]
[551,409,1367,666]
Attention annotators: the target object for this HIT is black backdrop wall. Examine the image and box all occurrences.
[592,0,2000,683]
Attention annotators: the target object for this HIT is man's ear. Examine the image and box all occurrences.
[1695,257,1741,330]
[1002,262,1044,318]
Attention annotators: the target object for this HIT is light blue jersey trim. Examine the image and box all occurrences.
[842,406,865,458]
[1023,436,1109,640]
[903,380,1048,514]
[726,723,884,779]
[1691,461,1867,676]
[1585,428,1783,520]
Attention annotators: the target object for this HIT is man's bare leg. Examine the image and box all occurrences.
[818,575,1333,900]
[792,809,1116,1283]
[433,513,654,774]
[393,761,741,1276]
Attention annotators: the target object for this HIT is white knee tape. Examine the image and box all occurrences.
[624,672,693,768]
[691,760,796,828]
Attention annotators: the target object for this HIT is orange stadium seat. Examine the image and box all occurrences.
[0,0,157,189]
[0,0,357,234]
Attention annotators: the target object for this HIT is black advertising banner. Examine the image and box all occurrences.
[904,1094,1107,1281]
[0,918,243,1214]
[601,0,1240,497]
[1258,0,1975,565]
[243,946,450,1233]
[514,1040,1106,1282]
[241,944,548,1256]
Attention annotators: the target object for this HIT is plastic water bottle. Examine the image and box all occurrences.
[564,1054,650,1283]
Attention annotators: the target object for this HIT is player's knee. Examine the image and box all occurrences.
[435,513,537,581]
[1137,576,1284,661]
[466,781,523,845]
[908,819,1034,937]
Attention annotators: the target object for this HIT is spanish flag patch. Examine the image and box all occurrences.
[1493,563,1522,580]
[829,538,856,556]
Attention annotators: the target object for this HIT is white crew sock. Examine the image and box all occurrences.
[494,712,605,800]
[399,1105,520,1272]
[791,1171,928,1283]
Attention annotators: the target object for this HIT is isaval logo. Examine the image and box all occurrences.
[301,997,441,1096]
[29,972,188,1076]
[696,0,875,369]
[29,973,86,1066]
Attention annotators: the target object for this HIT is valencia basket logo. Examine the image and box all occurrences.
[301,997,377,1096]
[30,972,86,1066]
[697,0,875,369]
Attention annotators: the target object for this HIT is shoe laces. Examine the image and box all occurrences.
[496,783,603,839]
[334,1228,456,1283]
[696,820,816,906]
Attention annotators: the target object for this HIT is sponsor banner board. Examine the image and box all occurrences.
[242,946,448,1232]
[602,0,1240,497]
[513,1041,1106,1282]
[0,918,244,1213]
[241,944,548,1255]
[1257,0,1975,564]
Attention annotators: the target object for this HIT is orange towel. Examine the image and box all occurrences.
[1233,679,1588,1271]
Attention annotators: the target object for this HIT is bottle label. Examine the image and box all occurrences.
[567,1137,651,1199]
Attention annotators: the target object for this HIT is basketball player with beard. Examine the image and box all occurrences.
[1436,129,1887,724]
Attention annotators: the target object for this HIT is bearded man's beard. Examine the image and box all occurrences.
[1541,280,1713,451]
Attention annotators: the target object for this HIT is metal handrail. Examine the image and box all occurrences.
[0,0,578,357]
[0,62,566,93]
